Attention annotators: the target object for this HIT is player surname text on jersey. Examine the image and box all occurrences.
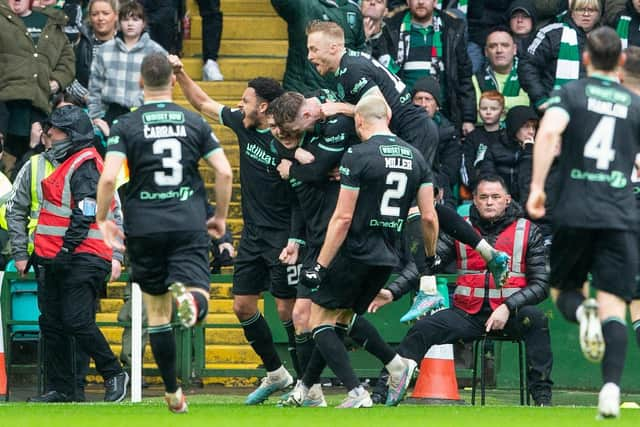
[144,124,187,139]
[384,157,412,170]
[586,97,629,119]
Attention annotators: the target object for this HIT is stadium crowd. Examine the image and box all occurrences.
[0,0,639,419]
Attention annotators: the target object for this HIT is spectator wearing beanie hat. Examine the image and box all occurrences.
[412,76,461,206]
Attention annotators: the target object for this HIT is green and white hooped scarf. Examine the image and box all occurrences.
[616,15,632,49]
[394,11,443,75]
[480,57,521,97]
[554,23,580,90]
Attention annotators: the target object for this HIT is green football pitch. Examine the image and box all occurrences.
[3,391,640,427]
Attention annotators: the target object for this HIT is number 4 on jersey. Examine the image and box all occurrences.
[584,116,616,170]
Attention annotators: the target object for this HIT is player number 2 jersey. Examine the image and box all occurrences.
[339,134,432,266]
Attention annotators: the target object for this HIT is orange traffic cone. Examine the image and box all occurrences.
[406,343,463,404]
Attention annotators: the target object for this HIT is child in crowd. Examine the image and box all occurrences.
[461,91,507,196]
[88,1,166,130]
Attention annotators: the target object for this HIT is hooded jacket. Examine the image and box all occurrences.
[0,4,75,114]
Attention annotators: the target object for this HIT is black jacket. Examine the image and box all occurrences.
[371,9,476,129]
[387,202,549,313]
[518,14,589,107]
[441,202,549,313]
[475,135,526,203]
[507,0,538,57]
[74,26,112,90]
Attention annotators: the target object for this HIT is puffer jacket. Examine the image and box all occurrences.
[518,14,589,108]
[0,4,75,114]
[439,202,549,313]
[386,202,549,312]
[371,8,476,129]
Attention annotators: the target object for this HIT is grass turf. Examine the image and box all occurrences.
[3,393,640,427]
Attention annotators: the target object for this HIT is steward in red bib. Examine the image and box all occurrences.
[453,217,530,314]
[29,104,128,403]
[34,147,114,262]
[389,176,553,406]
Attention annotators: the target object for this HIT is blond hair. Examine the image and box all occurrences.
[570,0,601,12]
[305,20,345,43]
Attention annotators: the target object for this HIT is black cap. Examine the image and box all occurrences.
[44,104,94,145]
[411,77,442,106]
[507,0,536,21]
[506,105,538,140]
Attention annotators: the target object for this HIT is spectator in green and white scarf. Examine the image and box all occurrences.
[473,26,532,119]
[612,0,640,48]
[518,0,600,111]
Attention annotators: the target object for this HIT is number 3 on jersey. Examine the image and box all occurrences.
[153,138,183,185]
[584,116,616,170]
[380,171,408,216]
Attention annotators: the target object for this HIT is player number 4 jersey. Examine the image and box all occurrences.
[546,76,640,230]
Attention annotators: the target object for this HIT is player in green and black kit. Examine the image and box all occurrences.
[303,21,512,302]
[291,95,437,407]
[528,28,640,419]
[168,55,301,405]
[268,91,424,407]
[96,53,233,413]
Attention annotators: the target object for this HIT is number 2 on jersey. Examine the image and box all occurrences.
[153,138,183,185]
[380,171,408,217]
[584,116,616,170]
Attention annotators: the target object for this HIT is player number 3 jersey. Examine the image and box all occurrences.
[107,102,221,236]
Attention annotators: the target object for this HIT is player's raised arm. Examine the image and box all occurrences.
[168,54,225,120]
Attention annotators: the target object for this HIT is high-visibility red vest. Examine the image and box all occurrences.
[453,217,530,314]
[34,147,113,262]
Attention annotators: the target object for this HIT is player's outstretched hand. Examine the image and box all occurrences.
[526,188,546,220]
[207,215,226,239]
[167,54,184,74]
[98,220,125,252]
[301,262,327,289]
[368,289,393,313]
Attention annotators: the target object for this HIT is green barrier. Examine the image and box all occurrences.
[4,271,639,391]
